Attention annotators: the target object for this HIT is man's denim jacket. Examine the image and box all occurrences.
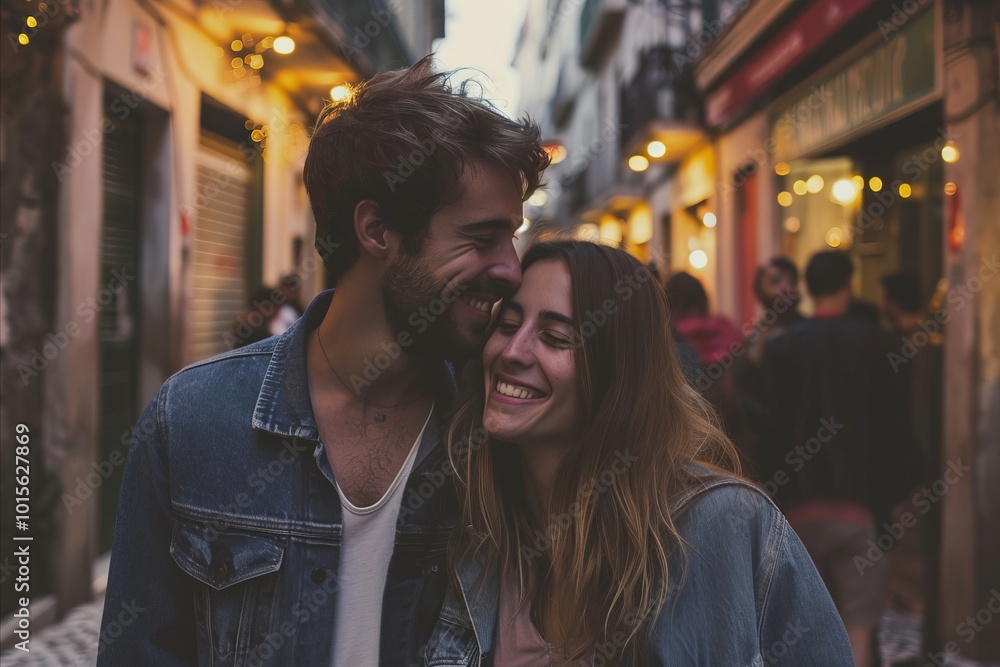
[423,474,855,666]
[99,290,458,666]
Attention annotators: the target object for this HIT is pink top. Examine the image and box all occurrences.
[494,576,562,667]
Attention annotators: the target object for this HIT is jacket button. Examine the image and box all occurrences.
[210,562,227,584]
[311,567,326,583]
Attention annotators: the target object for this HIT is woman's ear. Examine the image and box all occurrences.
[354,200,398,260]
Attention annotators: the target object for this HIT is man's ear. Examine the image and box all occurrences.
[354,200,398,260]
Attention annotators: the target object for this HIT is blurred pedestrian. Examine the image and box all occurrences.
[269,272,304,335]
[758,250,914,667]
[229,286,280,348]
[666,271,743,450]
[733,257,805,474]
[748,257,804,360]
[647,261,702,386]
[665,271,742,366]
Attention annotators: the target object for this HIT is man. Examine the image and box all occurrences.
[758,251,913,667]
[734,257,805,474]
[98,57,549,666]
[748,256,803,362]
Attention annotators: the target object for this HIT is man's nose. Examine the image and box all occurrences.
[487,238,522,294]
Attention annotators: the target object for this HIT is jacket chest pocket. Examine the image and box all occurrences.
[170,519,285,666]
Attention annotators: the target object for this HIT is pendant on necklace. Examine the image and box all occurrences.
[374,412,387,422]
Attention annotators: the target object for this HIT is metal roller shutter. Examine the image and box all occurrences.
[187,134,252,364]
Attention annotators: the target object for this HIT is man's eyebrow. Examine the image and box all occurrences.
[463,217,522,234]
[499,301,575,327]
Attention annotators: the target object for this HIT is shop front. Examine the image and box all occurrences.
[770,6,944,312]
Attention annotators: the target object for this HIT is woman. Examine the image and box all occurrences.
[423,240,852,666]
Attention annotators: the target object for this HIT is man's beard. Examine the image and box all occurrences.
[381,251,485,363]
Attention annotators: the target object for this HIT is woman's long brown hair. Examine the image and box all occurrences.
[446,240,742,665]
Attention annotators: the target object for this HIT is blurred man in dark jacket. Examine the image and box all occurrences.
[759,250,914,667]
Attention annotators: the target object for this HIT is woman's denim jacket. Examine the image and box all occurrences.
[423,474,855,666]
[99,290,458,666]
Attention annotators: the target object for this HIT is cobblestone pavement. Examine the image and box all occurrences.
[1,597,102,667]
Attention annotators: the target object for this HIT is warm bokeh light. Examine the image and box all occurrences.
[793,180,808,195]
[575,223,599,241]
[899,183,912,198]
[703,212,717,228]
[330,84,351,101]
[806,175,824,193]
[545,144,567,164]
[825,227,844,248]
[247,54,264,69]
[831,178,858,204]
[647,140,666,158]
[18,33,29,45]
[689,249,708,269]
[944,182,957,195]
[775,162,790,176]
[852,174,864,189]
[599,215,623,243]
[26,17,37,28]
[273,36,295,54]
[777,191,793,207]
[231,57,244,69]
[784,216,801,233]
[942,142,959,163]
[869,176,883,192]
[231,39,243,52]
[628,155,649,172]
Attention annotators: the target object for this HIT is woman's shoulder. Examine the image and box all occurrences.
[669,464,786,557]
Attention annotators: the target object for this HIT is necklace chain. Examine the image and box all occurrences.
[314,329,428,421]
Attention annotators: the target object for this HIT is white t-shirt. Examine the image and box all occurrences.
[329,402,434,667]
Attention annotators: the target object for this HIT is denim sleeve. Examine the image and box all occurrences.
[758,511,854,666]
[97,383,197,665]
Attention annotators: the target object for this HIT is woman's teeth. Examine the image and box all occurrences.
[496,380,539,399]
[466,297,492,312]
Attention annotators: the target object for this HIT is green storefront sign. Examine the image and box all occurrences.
[771,9,937,162]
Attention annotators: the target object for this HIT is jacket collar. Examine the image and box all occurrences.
[457,556,499,656]
[252,288,458,449]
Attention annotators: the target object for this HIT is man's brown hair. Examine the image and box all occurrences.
[303,56,550,284]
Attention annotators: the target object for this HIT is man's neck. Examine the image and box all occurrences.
[314,281,430,406]
[812,294,848,318]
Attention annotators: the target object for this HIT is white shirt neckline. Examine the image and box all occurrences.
[333,400,435,516]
